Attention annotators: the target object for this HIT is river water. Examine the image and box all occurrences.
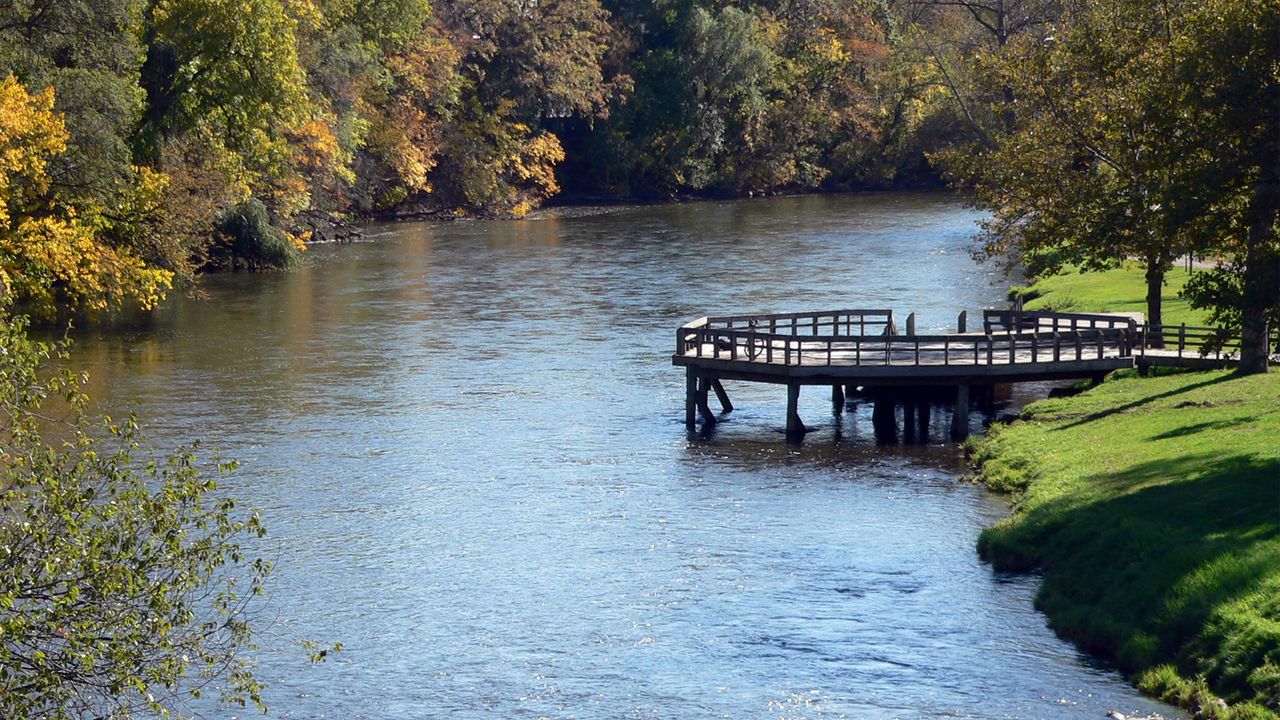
[70,194,1179,719]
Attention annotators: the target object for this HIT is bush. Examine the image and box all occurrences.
[215,198,302,270]
[0,314,270,718]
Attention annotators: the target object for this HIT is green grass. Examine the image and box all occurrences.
[1009,263,1210,326]
[972,370,1280,718]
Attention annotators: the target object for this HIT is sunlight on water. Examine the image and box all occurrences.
[70,194,1181,719]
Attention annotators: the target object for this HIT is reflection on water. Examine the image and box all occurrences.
[70,194,1179,719]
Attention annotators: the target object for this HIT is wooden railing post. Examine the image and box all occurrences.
[1179,323,1186,358]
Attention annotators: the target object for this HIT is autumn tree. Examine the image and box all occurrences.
[0,0,144,208]
[430,0,617,214]
[0,76,172,316]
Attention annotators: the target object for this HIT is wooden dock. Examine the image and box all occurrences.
[673,308,1271,439]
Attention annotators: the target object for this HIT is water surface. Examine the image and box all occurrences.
[72,194,1179,719]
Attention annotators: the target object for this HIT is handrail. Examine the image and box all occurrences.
[678,309,1276,369]
[983,309,1136,334]
[1134,322,1271,361]
[705,308,893,325]
[677,324,1130,368]
[699,309,895,339]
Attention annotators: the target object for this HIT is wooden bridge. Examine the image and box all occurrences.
[673,308,1267,439]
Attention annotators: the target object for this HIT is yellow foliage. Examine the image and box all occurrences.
[0,215,173,315]
[0,76,175,315]
[510,130,565,198]
[0,76,67,230]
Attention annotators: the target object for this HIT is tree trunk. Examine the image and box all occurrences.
[1238,172,1280,374]
[1145,255,1165,349]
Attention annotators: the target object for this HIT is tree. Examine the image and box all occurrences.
[941,1,1186,334]
[1168,0,1279,374]
[0,313,270,718]
[947,0,1279,369]
[894,0,1060,142]
[0,0,145,209]
[428,0,617,213]
[0,75,172,316]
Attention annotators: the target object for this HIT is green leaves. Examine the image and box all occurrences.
[0,314,271,719]
[943,0,1279,349]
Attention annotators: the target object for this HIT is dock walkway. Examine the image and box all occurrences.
[673,308,1271,439]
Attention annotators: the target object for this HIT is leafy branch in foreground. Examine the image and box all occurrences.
[0,314,270,719]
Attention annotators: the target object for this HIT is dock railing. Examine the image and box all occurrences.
[1136,323,1280,361]
[983,309,1137,334]
[677,310,1131,368]
[699,309,895,337]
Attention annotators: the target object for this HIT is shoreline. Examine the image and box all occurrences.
[340,185,962,230]
[971,270,1279,719]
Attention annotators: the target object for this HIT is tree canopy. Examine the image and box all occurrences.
[943,0,1279,371]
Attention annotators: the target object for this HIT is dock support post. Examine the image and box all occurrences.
[872,397,897,443]
[976,384,996,416]
[906,313,917,336]
[831,384,845,410]
[904,398,917,441]
[696,378,717,424]
[951,384,971,440]
[786,383,805,437]
[710,378,733,413]
[685,368,697,429]
[957,310,968,334]
[844,384,857,398]
[917,401,931,443]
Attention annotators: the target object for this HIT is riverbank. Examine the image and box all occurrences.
[973,270,1279,719]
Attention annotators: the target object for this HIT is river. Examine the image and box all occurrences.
[69,194,1180,719]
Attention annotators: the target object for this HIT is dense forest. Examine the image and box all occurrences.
[0,0,1040,304]
[0,0,1275,366]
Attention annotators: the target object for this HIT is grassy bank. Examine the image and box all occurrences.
[977,267,1279,718]
[974,370,1279,718]
[1009,264,1210,326]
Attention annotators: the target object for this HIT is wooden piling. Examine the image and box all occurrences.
[696,378,717,424]
[950,384,970,439]
[871,397,897,443]
[685,368,697,429]
[831,384,845,409]
[957,310,968,334]
[786,383,805,437]
[710,378,733,413]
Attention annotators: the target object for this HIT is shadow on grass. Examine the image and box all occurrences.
[1054,374,1237,430]
[1150,417,1257,440]
[980,452,1280,704]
